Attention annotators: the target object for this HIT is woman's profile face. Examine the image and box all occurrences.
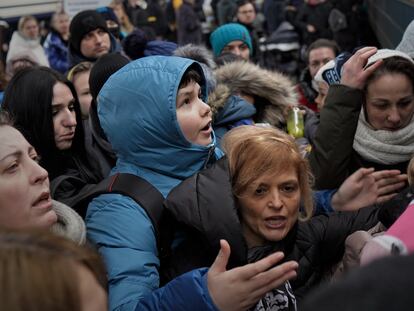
[365,72,414,131]
[238,166,301,248]
[52,82,77,150]
[0,126,57,229]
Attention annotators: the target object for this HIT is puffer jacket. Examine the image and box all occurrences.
[85,56,222,311]
[43,30,69,73]
[164,156,381,303]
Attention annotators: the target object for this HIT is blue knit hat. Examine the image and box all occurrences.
[209,23,252,56]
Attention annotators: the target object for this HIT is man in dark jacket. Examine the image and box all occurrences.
[68,10,122,67]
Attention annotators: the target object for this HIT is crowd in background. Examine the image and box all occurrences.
[0,0,414,310]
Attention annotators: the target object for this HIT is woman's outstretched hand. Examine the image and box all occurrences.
[207,240,298,311]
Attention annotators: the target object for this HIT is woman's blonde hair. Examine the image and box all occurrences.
[67,61,93,82]
[0,229,107,310]
[222,125,313,220]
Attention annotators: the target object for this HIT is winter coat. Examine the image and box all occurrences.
[6,31,49,67]
[43,30,69,73]
[216,0,237,25]
[308,85,410,190]
[85,56,222,311]
[293,1,333,45]
[330,0,360,52]
[212,90,257,146]
[262,0,286,35]
[51,200,86,245]
[68,33,122,67]
[177,2,202,45]
[128,0,169,38]
[208,61,297,141]
[163,155,381,303]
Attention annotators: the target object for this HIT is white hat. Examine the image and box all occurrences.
[366,49,414,67]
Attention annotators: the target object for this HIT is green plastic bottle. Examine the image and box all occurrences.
[287,107,304,138]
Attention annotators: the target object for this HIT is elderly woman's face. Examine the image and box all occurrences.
[238,166,300,248]
[365,73,414,131]
[0,126,57,229]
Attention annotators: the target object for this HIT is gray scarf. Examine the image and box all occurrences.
[353,110,414,165]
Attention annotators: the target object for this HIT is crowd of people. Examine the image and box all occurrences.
[0,0,414,310]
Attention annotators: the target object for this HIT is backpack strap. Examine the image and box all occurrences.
[71,173,165,248]
[107,173,165,241]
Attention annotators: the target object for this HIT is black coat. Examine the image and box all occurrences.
[164,157,381,302]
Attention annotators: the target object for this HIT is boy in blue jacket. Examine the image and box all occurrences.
[85,56,298,311]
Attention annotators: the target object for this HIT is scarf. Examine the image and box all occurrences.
[353,110,414,165]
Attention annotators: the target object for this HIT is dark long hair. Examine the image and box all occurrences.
[2,66,88,180]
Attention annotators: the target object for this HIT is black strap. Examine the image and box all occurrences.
[72,173,165,248]
[108,173,165,241]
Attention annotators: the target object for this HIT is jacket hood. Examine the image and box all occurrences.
[173,44,216,69]
[174,44,217,92]
[208,61,297,127]
[214,93,256,126]
[98,55,218,180]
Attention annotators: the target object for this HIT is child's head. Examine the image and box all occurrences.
[67,62,93,119]
[97,56,215,179]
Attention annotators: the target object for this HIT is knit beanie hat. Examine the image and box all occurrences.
[122,28,148,59]
[209,23,252,56]
[69,10,109,55]
[89,53,130,100]
[96,6,119,25]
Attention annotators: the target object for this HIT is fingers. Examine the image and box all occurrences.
[351,167,375,181]
[372,169,402,181]
[235,251,285,280]
[377,181,406,196]
[376,193,398,204]
[210,239,231,275]
[249,261,298,299]
[376,173,407,187]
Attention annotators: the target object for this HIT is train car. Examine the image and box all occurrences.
[366,0,414,48]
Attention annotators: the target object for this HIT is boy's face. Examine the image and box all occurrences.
[176,80,213,146]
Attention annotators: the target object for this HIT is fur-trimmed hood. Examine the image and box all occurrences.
[173,44,216,69]
[173,44,217,92]
[208,61,298,127]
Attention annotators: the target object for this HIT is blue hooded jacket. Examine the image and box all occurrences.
[86,56,222,311]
